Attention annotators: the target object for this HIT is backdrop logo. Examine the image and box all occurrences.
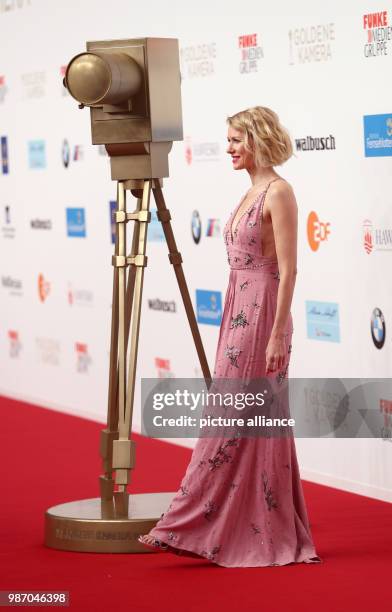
[109,200,116,243]
[307,211,330,251]
[67,282,94,307]
[73,145,83,161]
[306,300,340,342]
[146,208,165,243]
[0,75,7,102]
[196,289,222,326]
[1,135,9,173]
[147,297,176,312]
[75,342,92,373]
[35,337,60,366]
[28,140,46,169]
[60,65,69,96]
[289,23,335,64]
[363,113,392,156]
[2,275,22,296]
[295,134,335,151]
[21,71,46,99]
[363,219,392,253]
[380,399,392,441]
[180,43,217,78]
[62,139,83,167]
[30,217,52,230]
[238,33,264,73]
[184,136,220,162]
[191,210,201,244]
[371,307,385,349]
[0,0,32,14]
[2,205,15,239]
[66,208,86,237]
[154,357,174,378]
[363,11,391,57]
[62,139,70,167]
[185,137,192,164]
[38,273,50,302]
[8,330,22,358]
[206,218,220,237]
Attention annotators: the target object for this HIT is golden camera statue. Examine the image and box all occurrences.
[45,38,211,554]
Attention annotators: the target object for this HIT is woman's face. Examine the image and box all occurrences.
[226,126,255,171]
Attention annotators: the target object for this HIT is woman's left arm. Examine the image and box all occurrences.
[265,183,298,372]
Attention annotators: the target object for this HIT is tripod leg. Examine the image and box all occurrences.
[99,182,125,503]
[112,180,151,498]
[153,183,212,385]
[124,197,142,358]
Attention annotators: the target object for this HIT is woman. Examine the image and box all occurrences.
[138,106,321,568]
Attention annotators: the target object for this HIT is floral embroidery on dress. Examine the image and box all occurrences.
[224,345,242,368]
[204,500,219,521]
[167,531,179,542]
[201,545,221,561]
[262,470,278,511]
[151,537,169,550]
[247,220,257,228]
[251,522,262,534]
[239,280,250,291]
[229,481,239,490]
[248,237,256,246]
[208,438,239,471]
[251,296,261,309]
[230,309,249,329]
[244,253,254,265]
[276,364,289,384]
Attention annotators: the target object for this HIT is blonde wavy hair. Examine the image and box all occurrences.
[226,106,293,168]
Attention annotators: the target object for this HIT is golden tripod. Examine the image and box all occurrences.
[45,178,212,552]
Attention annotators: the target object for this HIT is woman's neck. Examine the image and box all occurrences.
[247,166,279,187]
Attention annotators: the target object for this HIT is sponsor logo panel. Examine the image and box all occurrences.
[306,300,340,342]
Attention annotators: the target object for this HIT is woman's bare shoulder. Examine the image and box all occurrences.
[272,177,295,195]
[265,178,297,214]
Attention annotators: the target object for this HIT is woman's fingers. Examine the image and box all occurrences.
[266,352,286,372]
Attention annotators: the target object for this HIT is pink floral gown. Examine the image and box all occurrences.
[143,177,321,567]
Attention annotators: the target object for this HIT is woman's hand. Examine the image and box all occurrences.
[265,334,287,373]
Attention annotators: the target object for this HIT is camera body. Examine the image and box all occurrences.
[65,37,183,179]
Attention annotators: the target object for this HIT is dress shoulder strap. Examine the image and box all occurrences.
[266,176,286,192]
[260,177,287,222]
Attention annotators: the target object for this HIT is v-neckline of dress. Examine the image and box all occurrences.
[229,189,266,243]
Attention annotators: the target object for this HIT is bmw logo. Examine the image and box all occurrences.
[192,210,201,244]
[370,307,385,349]
[62,139,70,168]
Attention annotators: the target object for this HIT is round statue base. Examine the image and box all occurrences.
[45,492,174,553]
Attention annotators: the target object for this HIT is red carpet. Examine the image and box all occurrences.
[1,394,391,611]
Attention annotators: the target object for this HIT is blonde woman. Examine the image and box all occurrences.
[138,106,321,568]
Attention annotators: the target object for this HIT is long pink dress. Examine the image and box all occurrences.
[145,177,321,567]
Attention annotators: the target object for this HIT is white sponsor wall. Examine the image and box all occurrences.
[1,0,391,501]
